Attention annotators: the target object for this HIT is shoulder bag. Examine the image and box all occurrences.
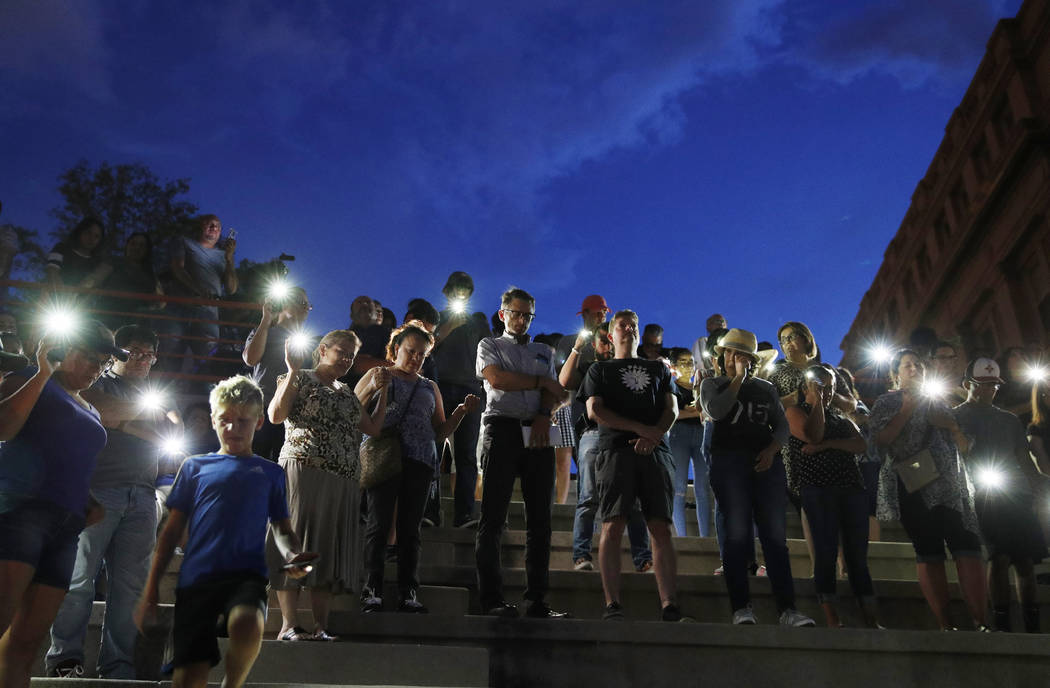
[893,420,940,493]
[359,377,422,489]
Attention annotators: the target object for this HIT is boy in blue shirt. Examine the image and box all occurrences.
[134,376,314,688]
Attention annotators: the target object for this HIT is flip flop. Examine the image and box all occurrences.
[278,626,313,641]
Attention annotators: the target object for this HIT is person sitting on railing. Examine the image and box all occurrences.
[98,232,165,330]
[160,214,237,375]
[44,217,113,295]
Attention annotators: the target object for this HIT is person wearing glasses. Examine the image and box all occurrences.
[767,321,854,574]
[474,287,569,618]
[242,286,313,460]
[45,325,180,678]
[0,320,127,688]
[954,357,1046,632]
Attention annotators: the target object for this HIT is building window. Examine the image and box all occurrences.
[992,97,1014,152]
[972,137,990,180]
[1040,294,1050,335]
[902,271,916,308]
[934,214,951,249]
[916,245,933,282]
[888,298,900,331]
[950,182,970,225]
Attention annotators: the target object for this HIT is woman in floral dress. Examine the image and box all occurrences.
[267,329,389,641]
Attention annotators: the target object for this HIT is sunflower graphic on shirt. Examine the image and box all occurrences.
[620,365,651,393]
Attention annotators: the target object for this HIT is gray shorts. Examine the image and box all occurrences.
[595,444,674,523]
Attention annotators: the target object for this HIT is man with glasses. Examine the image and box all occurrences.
[955,357,1046,632]
[931,340,967,405]
[46,325,181,679]
[475,287,569,618]
[242,287,312,460]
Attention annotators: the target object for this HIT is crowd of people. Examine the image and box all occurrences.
[2,214,1050,687]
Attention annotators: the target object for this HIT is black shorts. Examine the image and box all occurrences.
[172,573,269,668]
[897,481,982,563]
[595,444,674,523]
[975,490,1047,563]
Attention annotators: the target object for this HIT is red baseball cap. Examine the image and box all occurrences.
[577,294,610,315]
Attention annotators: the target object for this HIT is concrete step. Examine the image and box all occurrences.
[33,683,462,688]
[409,563,1050,631]
[210,640,488,686]
[420,526,931,582]
[261,584,470,633]
[433,495,912,542]
[322,612,1050,688]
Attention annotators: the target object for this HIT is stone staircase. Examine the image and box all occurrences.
[32,477,1050,687]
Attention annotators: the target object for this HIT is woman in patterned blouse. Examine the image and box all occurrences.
[267,329,389,641]
[869,349,988,631]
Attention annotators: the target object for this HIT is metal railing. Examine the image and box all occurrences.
[1,279,262,385]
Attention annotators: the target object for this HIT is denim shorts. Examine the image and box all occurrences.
[0,498,85,588]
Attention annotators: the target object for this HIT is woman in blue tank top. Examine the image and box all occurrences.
[0,320,127,688]
[355,321,480,614]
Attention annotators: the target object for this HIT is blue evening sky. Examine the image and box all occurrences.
[0,0,1023,361]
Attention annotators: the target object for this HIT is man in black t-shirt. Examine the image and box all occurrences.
[578,310,685,622]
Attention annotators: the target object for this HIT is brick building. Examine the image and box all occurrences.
[839,0,1050,375]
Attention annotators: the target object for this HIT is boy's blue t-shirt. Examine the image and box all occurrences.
[166,452,289,588]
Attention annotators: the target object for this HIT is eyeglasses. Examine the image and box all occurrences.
[292,299,312,309]
[502,309,535,322]
[126,348,157,362]
[779,334,802,344]
[932,354,957,361]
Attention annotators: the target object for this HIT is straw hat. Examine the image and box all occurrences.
[714,328,777,369]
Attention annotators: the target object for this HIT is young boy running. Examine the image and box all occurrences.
[134,375,314,688]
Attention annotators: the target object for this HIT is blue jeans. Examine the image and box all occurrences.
[800,485,875,603]
[669,422,710,536]
[47,486,157,679]
[706,421,756,564]
[571,430,651,567]
[709,450,795,613]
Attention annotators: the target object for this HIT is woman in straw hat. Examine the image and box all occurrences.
[698,328,814,628]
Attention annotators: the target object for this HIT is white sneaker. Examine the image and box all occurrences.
[732,606,757,625]
[779,609,816,627]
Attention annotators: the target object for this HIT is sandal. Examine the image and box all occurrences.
[313,629,339,641]
[278,626,312,641]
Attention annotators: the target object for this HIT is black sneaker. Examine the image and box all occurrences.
[398,590,429,614]
[661,604,692,622]
[484,600,519,618]
[525,601,569,619]
[602,602,625,621]
[361,587,383,613]
[49,659,85,678]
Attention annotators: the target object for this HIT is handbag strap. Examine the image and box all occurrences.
[391,377,423,431]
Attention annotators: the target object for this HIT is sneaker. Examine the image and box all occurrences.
[602,602,625,621]
[636,560,653,573]
[49,660,85,678]
[732,606,757,625]
[713,565,724,576]
[755,565,768,577]
[779,608,816,627]
[573,557,594,571]
[398,590,429,614]
[525,600,570,619]
[485,600,519,618]
[661,604,691,622]
[361,587,383,613]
